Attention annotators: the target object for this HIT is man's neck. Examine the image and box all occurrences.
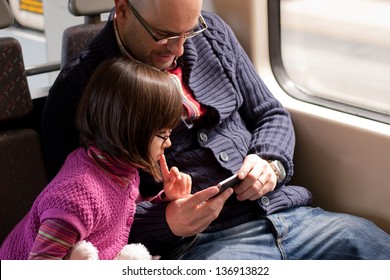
[113,14,136,60]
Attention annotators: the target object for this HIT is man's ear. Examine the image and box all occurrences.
[119,5,127,17]
[115,0,128,19]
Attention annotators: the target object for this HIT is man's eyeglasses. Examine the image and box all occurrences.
[127,0,208,45]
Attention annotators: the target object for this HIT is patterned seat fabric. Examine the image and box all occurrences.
[0,36,47,243]
[0,37,33,121]
[61,21,106,68]
[61,0,114,68]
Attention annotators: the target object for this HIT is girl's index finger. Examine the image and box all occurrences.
[159,154,170,179]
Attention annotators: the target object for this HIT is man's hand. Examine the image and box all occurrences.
[166,187,233,237]
[234,154,277,201]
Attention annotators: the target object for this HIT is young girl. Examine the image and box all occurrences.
[0,58,190,260]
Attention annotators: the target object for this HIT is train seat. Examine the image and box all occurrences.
[0,0,47,243]
[62,22,106,68]
[61,0,114,68]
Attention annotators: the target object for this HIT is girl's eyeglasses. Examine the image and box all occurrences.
[155,134,170,144]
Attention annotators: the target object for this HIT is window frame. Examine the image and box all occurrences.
[267,0,390,125]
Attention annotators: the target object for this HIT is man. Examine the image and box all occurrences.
[42,0,390,259]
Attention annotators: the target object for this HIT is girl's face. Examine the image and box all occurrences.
[150,129,172,161]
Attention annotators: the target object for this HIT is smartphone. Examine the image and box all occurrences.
[215,174,242,195]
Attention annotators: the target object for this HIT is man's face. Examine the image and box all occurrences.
[116,0,203,70]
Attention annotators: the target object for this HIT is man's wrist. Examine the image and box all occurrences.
[267,159,286,183]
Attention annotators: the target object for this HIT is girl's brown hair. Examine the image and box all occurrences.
[76,58,182,180]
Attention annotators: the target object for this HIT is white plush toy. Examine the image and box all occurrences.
[68,240,153,260]
[115,243,153,260]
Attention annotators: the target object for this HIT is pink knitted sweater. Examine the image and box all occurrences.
[0,148,140,260]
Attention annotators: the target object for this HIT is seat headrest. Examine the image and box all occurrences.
[0,0,14,29]
[0,37,33,122]
[68,0,114,16]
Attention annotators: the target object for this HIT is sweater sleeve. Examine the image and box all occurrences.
[28,219,79,260]
[233,29,296,183]
[42,73,82,180]
[256,185,313,214]
[129,201,181,256]
[200,11,296,183]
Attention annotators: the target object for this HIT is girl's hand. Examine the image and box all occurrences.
[160,154,192,201]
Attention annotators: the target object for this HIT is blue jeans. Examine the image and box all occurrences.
[170,207,390,260]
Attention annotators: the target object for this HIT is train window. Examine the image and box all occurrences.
[269,0,390,124]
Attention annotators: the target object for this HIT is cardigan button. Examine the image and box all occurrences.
[127,217,134,226]
[199,132,208,142]
[260,196,270,206]
[219,152,229,162]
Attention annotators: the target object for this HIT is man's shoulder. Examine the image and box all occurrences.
[200,10,236,45]
[201,10,228,28]
[48,61,90,98]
